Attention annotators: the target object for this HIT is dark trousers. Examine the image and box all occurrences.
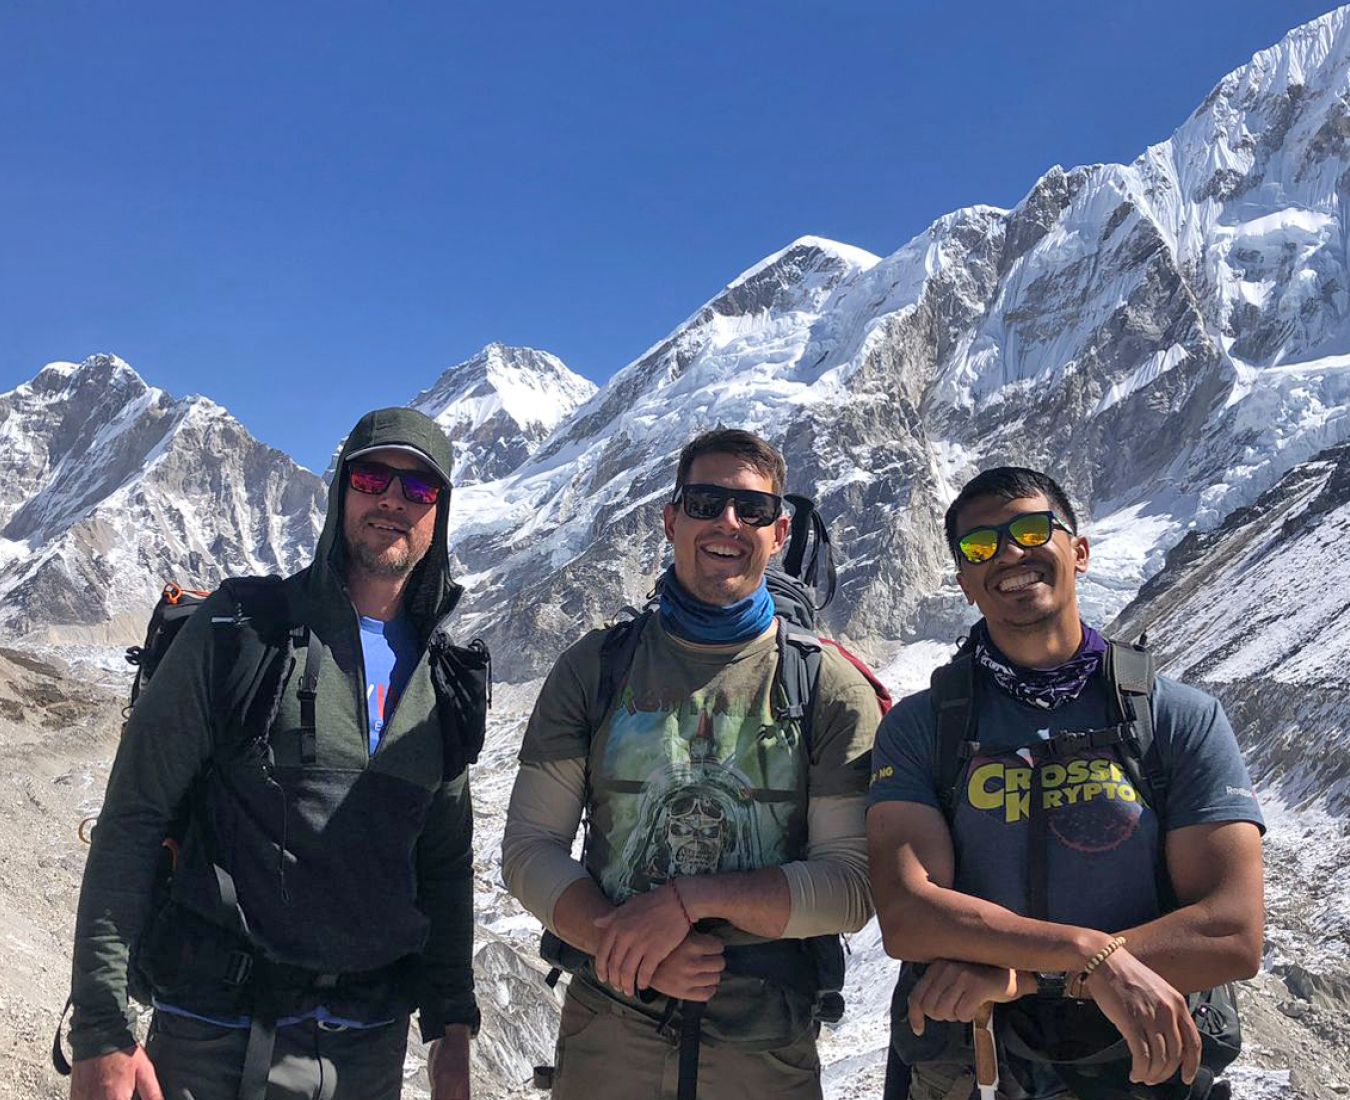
[145,1011,410,1100]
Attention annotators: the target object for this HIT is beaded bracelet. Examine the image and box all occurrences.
[1069,936,1126,998]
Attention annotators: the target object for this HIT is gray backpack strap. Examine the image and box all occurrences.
[1107,639,1179,911]
[775,620,823,753]
[595,609,652,723]
[1106,641,1162,814]
[213,575,302,755]
[295,631,323,766]
[930,651,977,821]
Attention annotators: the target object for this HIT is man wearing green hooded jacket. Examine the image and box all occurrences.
[67,408,481,1100]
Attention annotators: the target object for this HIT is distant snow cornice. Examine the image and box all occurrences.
[1135,4,1350,229]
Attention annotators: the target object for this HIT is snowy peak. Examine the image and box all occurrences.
[409,344,596,485]
[1136,5,1350,369]
[531,236,885,468]
[445,8,1350,678]
[718,235,881,317]
[0,355,324,644]
[413,343,595,434]
[0,354,178,540]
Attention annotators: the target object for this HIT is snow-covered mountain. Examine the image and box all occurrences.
[13,12,1350,669]
[1111,439,1350,813]
[447,7,1350,681]
[409,343,597,485]
[0,355,324,644]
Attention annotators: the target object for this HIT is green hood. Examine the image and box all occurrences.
[308,406,462,638]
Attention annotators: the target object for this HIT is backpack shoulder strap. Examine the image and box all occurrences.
[594,609,653,728]
[1106,640,1163,814]
[567,609,653,876]
[774,619,824,754]
[210,576,301,755]
[216,574,289,622]
[782,495,837,610]
[930,650,977,821]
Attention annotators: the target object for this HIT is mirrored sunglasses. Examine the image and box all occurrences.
[672,483,783,527]
[347,460,444,506]
[956,510,1073,565]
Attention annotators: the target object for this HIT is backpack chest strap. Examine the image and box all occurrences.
[967,722,1137,768]
[296,631,323,766]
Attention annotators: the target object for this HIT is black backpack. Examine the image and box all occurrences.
[56,575,491,1074]
[887,635,1241,1100]
[55,578,297,1074]
[540,494,888,1022]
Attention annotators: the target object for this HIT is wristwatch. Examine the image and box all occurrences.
[1035,971,1068,998]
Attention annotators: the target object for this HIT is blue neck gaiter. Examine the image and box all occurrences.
[658,565,776,645]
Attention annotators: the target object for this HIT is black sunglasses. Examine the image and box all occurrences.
[955,510,1074,565]
[671,483,784,527]
[347,460,445,506]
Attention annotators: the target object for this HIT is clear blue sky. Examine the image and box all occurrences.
[0,1,1336,471]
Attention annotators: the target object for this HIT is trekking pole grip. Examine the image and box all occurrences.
[973,1003,999,1100]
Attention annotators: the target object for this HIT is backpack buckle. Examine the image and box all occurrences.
[814,991,845,1024]
[223,950,254,987]
[1049,731,1088,759]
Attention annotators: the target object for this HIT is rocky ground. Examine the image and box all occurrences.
[2,654,1346,1099]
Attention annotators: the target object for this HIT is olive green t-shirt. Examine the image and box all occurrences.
[520,617,877,903]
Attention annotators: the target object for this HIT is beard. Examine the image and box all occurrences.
[347,532,424,578]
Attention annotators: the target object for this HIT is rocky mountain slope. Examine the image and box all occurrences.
[0,356,324,645]
[0,344,593,647]
[5,12,1350,669]
[1109,432,1350,818]
[1096,440,1350,1098]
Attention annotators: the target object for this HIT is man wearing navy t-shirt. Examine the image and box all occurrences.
[867,467,1265,1100]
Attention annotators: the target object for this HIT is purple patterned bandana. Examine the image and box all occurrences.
[974,621,1107,710]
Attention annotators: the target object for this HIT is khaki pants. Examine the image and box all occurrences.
[551,979,821,1100]
[907,1059,977,1100]
[145,1011,409,1100]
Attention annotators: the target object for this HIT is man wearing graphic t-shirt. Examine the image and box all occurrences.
[867,467,1265,1100]
[68,408,478,1100]
[502,429,878,1100]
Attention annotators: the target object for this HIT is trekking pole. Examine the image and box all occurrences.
[676,999,705,1100]
[973,1003,998,1100]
